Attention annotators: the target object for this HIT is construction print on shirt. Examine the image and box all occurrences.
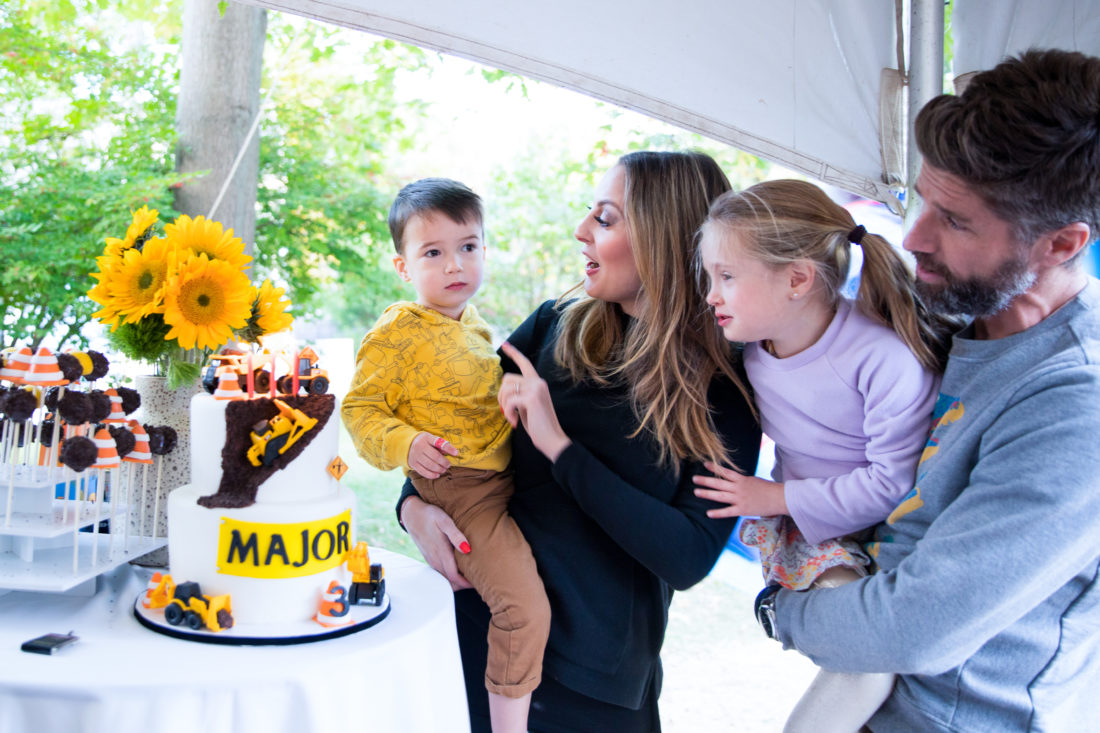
[868,392,963,558]
[361,309,502,446]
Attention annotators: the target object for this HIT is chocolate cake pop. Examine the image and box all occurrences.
[3,388,37,422]
[108,424,136,458]
[60,435,97,472]
[116,386,141,415]
[44,385,62,412]
[39,417,56,447]
[55,352,82,383]
[88,390,112,423]
[146,425,178,455]
[86,350,109,380]
[57,390,92,425]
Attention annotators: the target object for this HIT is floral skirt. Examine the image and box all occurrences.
[740,516,870,590]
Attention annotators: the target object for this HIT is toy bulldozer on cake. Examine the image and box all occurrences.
[346,542,386,606]
[246,399,318,468]
[146,575,234,633]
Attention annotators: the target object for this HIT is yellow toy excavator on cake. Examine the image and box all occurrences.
[346,541,386,606]
[246,399,318,468]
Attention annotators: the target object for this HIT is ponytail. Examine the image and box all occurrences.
[706,179,958,373]
[856,233,956,372]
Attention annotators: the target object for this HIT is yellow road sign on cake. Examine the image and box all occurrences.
[216,510,352,578]
[327,456,348,481]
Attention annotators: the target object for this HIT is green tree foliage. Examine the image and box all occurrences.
[254,22,426,334]
[0,1,184,350]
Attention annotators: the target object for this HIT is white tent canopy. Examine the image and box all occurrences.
[235,0,1100,211]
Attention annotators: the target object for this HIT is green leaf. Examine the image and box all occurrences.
[167,359,202,390]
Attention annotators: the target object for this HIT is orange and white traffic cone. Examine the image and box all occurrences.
[143,572,164,608]
[103,388,127,423]
[314,580,353,628]
[213,367,246,401]
[24,346,67,387]
[0,346,33,384]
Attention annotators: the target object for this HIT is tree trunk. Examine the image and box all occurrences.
[175,0,266,255]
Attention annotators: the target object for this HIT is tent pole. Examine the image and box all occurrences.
[904,0,945,231]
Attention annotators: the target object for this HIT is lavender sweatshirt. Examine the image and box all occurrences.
[745,298,939,545]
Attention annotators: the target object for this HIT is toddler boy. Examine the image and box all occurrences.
[341,178,548,733]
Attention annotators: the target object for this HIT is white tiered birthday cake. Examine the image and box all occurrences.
[136,390,387,643]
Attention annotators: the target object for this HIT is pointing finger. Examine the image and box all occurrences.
[500,341,538,378]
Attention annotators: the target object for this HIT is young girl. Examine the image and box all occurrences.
[693,179,954,733]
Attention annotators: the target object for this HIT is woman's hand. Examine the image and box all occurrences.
[693,461,789,518]
[406,431,459,479]
[399,496,474,591]
[499,342,572,462]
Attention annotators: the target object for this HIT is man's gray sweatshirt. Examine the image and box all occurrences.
[776,278,1100,732]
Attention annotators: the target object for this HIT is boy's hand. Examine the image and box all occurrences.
[693,461,788,518]
[407,432,459,479]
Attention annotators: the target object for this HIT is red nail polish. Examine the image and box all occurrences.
[459,541,471,554]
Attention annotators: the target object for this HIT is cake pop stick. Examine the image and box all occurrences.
[4,389,37,526]
[123,462,133,550]
[147,425,177,541]
[90,427,120,567]
[151,458,163,539]
[139,462,149,540]
[124,420,152,549]
[60,434,96,573]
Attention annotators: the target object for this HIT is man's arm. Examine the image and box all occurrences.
[775,367,1100,674]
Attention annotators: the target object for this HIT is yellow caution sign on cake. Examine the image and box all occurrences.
[216,510,352,578]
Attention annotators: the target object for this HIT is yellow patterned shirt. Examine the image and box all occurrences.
[341,301,511,473]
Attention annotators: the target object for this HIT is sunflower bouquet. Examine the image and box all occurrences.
[88,206,294,388]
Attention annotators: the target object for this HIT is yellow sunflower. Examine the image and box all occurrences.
[163,215,252,271]
[162,253,253,351]
[253,280,294,334]
[104,206,160,257]
[110,237,172,324]
[236,279,294,342]
[88,273,123,330]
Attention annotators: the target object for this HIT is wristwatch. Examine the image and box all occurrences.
[754,585,781,640]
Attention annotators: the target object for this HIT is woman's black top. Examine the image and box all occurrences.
[400,299,760,710]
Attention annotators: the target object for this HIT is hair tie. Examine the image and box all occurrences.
[847,225,866,245]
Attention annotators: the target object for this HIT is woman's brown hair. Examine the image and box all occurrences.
[704,179,955,372]
[555,151,753,471]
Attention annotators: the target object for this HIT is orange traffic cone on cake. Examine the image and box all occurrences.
[213,367,245,400]
[143,571,174,609]
[314,580,353,628]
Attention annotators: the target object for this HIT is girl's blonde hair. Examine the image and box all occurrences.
[554,151,752,471]
[705,179,954,372]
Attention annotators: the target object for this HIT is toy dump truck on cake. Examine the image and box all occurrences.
[201,352,272,394]
[276,347,329,396]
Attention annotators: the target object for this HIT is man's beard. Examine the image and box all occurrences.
[914,251,1035,318]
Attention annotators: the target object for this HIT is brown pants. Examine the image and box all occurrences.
[411,466,550,698]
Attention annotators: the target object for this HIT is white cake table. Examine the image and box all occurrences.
[0,548,470,733]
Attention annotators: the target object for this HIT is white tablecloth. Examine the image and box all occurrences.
[0,548,469,733]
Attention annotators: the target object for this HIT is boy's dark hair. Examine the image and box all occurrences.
[915,48,1100,246]
[388,178,483,253]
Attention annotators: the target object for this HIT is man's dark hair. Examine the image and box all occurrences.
[915,48,1100,246]
[387,178,483,253]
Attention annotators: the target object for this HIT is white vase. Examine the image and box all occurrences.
[129,374,202,567]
